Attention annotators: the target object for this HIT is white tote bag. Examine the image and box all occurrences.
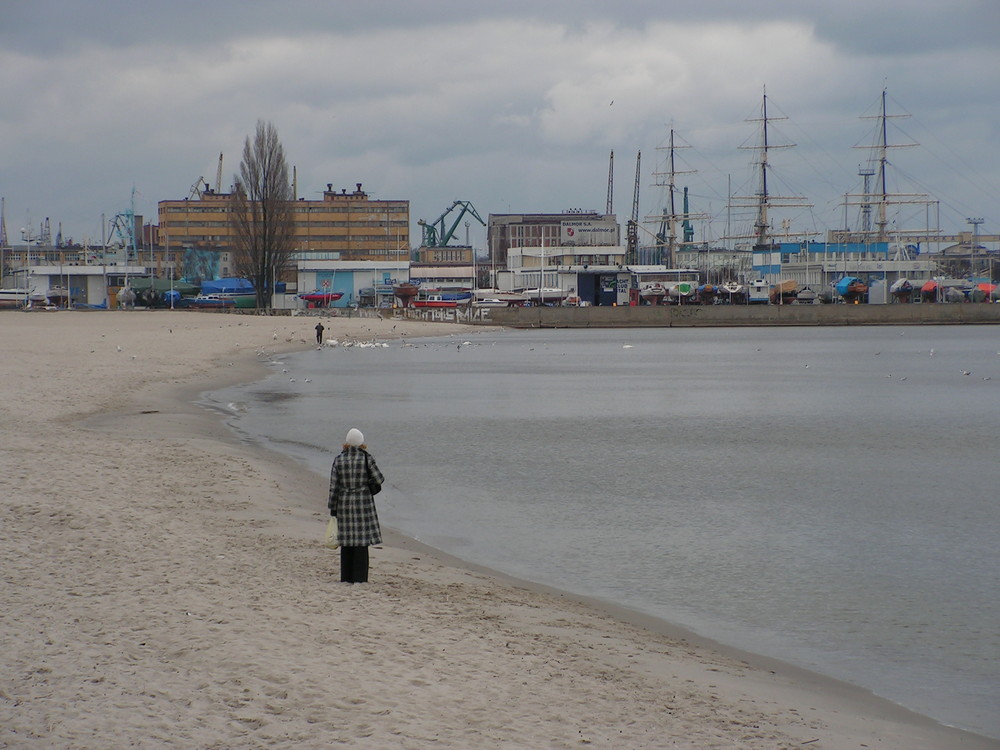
[324,518,340,549]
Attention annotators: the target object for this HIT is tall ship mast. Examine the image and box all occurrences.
[725,87,815,250]
[830,87,936,245]
[648,128,706,266]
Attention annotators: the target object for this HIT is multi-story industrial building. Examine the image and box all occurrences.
[488,210,630,305]
[157,182,409,281]
[486,210,620,270]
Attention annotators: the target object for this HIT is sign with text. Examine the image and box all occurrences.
[560,219,618,246]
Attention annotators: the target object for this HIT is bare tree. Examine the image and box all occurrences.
[229,120,295,309]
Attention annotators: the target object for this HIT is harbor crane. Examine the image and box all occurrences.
[418,200,486,247]
[0,197,8,247]
[626,151,640,264]
[606,150,614,215]
[188,176,208,199]
[215,152,224,193]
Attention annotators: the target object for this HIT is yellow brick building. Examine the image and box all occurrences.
[157,182,410,269]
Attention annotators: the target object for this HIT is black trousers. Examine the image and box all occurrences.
[340,545,369,583]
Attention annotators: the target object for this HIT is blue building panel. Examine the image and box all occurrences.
[777,241,891,257]
[316,271,355,307]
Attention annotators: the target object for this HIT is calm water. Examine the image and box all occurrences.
[209,325,1000,739]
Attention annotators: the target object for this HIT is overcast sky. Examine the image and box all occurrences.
[2,0,998,252]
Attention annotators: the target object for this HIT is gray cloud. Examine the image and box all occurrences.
[1,1,997,250]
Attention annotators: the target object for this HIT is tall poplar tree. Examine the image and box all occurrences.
[230,120,295,309]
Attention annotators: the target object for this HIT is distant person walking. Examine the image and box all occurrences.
[328,428,385,583]
[315,321,325,345]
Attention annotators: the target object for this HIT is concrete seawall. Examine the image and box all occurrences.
[468,303,1000,328]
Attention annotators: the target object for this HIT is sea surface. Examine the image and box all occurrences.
[208,324,1000,739]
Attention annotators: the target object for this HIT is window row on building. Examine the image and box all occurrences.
[157,183,410,263]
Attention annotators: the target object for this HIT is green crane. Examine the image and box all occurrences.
[418,200,486,247]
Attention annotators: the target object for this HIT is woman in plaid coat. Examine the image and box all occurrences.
[328,428,385,583]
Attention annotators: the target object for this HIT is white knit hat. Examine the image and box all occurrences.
[345,428,364,446]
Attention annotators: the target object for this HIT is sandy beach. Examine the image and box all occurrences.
[1,310,996,749]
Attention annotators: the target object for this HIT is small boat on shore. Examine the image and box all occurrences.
[794,286,818,304]
[0,288,30,309]
[298,290,344,306]
[393,282,420,307]
[890,278,914,302]
[943,287,965,303]
[836,276,869,302]
[696,284,718,304]
[471,297,511,308]
[187,294,236,309]
[199,278,257,308]
[667,282,695,302]
[770,279,798,304]
[474,288,526,305]
[413,290,472,308]
[46,287,71,306]
[639,283,667,305]
[521,287,570,305]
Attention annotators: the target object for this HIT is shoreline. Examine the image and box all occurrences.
[2,311,997,748]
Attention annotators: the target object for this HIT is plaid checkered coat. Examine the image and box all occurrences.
[328,447,385,546]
